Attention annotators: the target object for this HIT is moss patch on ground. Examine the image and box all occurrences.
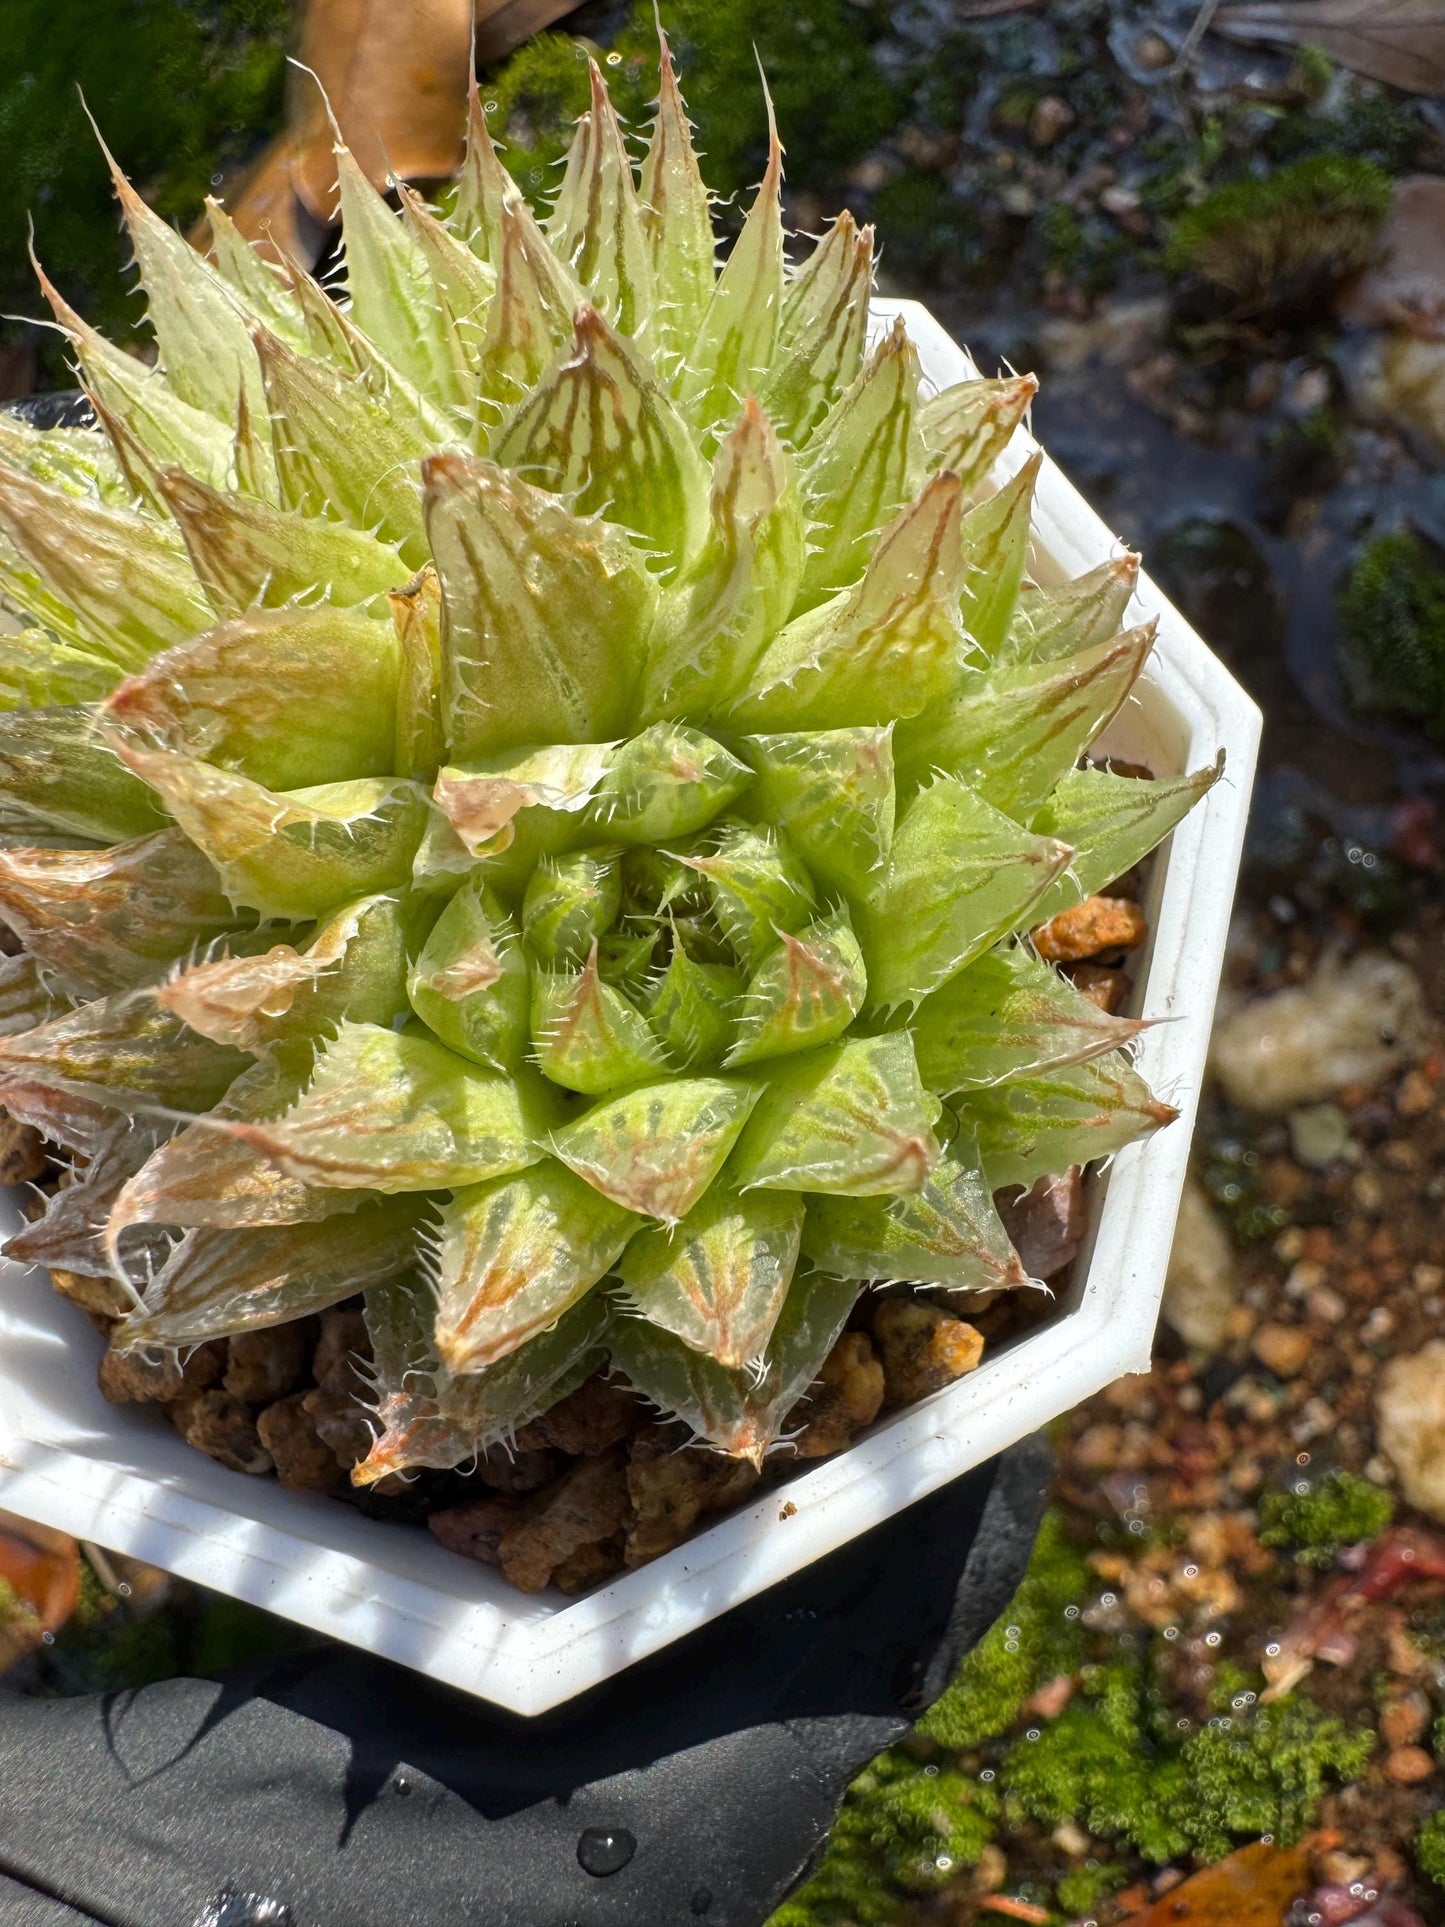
[1339,530,1445,740]
[4,0,289,377]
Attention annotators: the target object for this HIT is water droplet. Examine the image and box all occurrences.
[194,1895,292,1927]
[1296,1452,1311,1465]
[923,1764,939,1778]
[1294,1481,1310,1496]
[577,1828,636,1877]
[1006,1625,1021,1638]
[1162,1626,1179,1641]
[116,1581,132,1598]
[1064,1604,1080,1620]
[1025,1728,1040,1742]
[40,1630,54,1645]
[606,50,623,64]
[1177,1717,1191,1730]
[689,1889,712,1916]
[1100,1592,1117,1608]
[1265,1642,1281,1657]
[1205,1631,1222,1648]
[979,1769,995,1784]
[484,99,499,114]
[1183,1565,1198,1578]
[934,1855,953,1872]
[394,1773,411,1795]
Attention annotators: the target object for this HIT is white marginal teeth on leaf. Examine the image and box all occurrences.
[0,51,1215,1473]
[548,59,655,338]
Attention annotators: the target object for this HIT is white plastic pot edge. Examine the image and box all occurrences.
[0,299,1261,1716]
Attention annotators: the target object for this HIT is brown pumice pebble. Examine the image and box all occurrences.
[172,1389,273,1476]
[872,1296,985,1405]
[789,1331,886,1458]
[257,1393,346,1493]
[98,1338,223,1405]
[1032,894,1149,964]
[224,1322,314,1403]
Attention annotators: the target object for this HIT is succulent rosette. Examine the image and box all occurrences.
[0,42,1218,1479]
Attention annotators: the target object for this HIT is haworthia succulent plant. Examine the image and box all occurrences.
[0,36,1216,1478]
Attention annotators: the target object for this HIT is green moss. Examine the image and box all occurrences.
[1417,1810,1445,1890]
[1002,1659,1372,1866]
[3,0,289,375]
[478,34,609,206]
[0,1576,39,1641]
[1166,154,1392,312]
[1339,530,1445,740]
[771,1752,999,1925]
[1268,86,1427,175]
[917,1511,1090,1750]
[1055,1860,1127,1917]
[1259,1469,1394,1565]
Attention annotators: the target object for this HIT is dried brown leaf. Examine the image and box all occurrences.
[289,0,475,224]
[474,0,588,65]
[1213,0,1445,95]
[1129,1836,1334,1926]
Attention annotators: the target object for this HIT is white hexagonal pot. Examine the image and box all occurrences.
[0,300,1260,1715]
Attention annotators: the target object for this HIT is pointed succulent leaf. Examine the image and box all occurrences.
[0,1075,117,1158]
[677,104,784,441]
[31,254,233,489]
[1029,756,1224,922]
[911,943,1148,1095]
[1004,555,1140,664]
[547,61,654,336]
[726,910,867,1067]
[424,452,657,761]
[639,27,716,374]
[607,1267,861,1464]
[101,145,270,437]
[588,723,751,844]
[250,325,433,563]
[795,319,922,608]
[0,953,70,1039]
[800,1134,1028,1294]
[357,1288,609,1485]
[917,373,1038,492]
[420,1294,611,1471]
[106,1054,372,1241]
[0,704,168,843]
[158,467,408,619]
[597,927,656,992]
[336,144,466,412]
[475,194,589,416]
[116,747,429,921]
[0,468,211,671]
[202,196,309,348]
[493,306,709,575]
[639,397,806,721]
[729,1032,939,1198]
[4,1117,167,1282]
[450,76,518,264]
[387,566,445,781]
[406,873,530,1072]
[727,472,967,732]
[156,894,413,1055]
[958,1051,1178,1191]
[856,775,1073,1010]
[532,944,670,1095]
[739,726,895,896]
[225,1021,562,1193]
[679,822,815,970]
[115,1200,425,1349]
[762,214,874,448]
[0,988,247,1113]
[551,1074,760,1223]
[397,183,497,391]
[522,849,621,965]
[895,622,1155,817]
[0,410,130,505]
[958,454,1041,655]
[436,1158,636,1373]
[103,604,402,791]
[0,830,243,1002]
[433,741,613,862]
[618,1184,803,1369]
[642,938,740,1070]
[0,632,117,711]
